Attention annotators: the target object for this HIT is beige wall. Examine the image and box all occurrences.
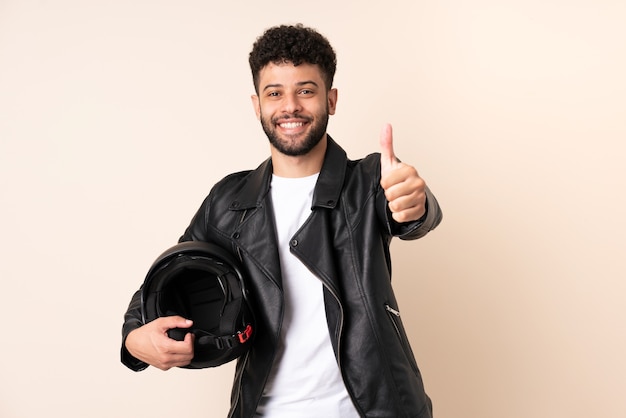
[1,1,624,417]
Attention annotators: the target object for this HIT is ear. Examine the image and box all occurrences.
[251,95,261,120]
[327,88,338,115]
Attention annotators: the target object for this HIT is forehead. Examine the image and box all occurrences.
[258,62,325,89]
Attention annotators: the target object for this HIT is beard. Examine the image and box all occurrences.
[259,108,330,157]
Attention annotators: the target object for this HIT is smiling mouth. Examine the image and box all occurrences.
[278,121,306,129]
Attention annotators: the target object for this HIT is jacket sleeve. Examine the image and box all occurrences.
[120,288,149,371]
[386,186,443,240]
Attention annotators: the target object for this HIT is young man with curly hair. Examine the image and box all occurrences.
[122,24,442,418]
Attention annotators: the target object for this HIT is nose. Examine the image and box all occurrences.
[282,92,302,114]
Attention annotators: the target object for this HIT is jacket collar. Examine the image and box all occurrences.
[230,135,347,211]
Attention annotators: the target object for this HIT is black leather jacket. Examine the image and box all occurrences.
[121,136,442,417]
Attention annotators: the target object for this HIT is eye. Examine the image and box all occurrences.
[267,91,280,97]
[299,89,314,95]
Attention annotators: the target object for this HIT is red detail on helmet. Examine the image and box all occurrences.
[238,324,253,343]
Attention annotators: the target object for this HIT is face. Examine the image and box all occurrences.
[252,62,337,157]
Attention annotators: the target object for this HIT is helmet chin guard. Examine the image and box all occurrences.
[141,241,254,369]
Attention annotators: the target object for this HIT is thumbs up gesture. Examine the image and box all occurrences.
[379,124,427,223]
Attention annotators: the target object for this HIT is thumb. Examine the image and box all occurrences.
[379,123,398,175]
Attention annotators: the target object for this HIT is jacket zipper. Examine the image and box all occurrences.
[300,260,363,416]
[384,303,420,376]
[318,280,368,417]
[385,304,401,317]
[321,282,344,368]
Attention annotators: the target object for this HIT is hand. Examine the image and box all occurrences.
[379,123,427,223]
[125,316,195,371]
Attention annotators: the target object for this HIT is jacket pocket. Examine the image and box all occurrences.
[385,303,421,376]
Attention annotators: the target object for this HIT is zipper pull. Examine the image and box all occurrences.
[385,304,400,317]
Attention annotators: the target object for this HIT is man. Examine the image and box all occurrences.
[122,24,442,418]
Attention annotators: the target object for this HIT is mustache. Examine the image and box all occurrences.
[272,114,313,124]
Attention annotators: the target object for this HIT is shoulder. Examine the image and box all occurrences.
[325,135,380,181]
[207,157,272,210]
[205,169,255,209]
[345,152,382,182]
[213,169,254,190]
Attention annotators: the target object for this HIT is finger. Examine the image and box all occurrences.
[379,123,398,175]
[390,204,426,224]
[183,331,196,345]
[156,316,193,333]
[155,346,195,370]
[161,331,195,369]
[383,166,424,200]
[386,184,425,213]
[383,167,427,223]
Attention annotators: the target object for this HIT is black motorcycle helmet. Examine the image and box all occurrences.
[141,241,254,369]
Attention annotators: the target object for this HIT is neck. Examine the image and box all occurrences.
[271,135,327,178]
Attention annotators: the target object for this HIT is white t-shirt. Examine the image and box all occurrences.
[255,173,359,418]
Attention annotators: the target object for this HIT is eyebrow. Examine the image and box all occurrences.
[262,80,319,92]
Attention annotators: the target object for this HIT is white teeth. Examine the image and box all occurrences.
[279,122,304,129]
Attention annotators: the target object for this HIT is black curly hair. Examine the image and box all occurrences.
[249,24,337,94]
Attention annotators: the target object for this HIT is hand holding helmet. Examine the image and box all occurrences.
[125,315,195,371]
